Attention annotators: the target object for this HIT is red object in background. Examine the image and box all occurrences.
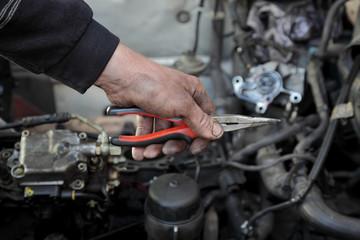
[13,95,42,119]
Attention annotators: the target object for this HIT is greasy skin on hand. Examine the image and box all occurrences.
[95,43,223,161]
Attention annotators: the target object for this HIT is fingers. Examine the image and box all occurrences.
[163,140,187,155]
[174,76,223,141]
[142,118,170,159]
[182,101,223,140]
[133,117,186,160]
[132,116,153,161]
[189,138,210,155]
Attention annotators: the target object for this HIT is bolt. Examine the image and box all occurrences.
[176,10,191,23]
[1,151,11,159]
[77,162,87,172]
[12,165,25,178]
[169,180,178,188]
[78,132,87,140]
[22,130,30,137]
[57,143,69,155]
[71,179,84,189]
[14,142,20,150]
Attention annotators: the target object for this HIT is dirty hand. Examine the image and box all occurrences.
[94,43,223,161]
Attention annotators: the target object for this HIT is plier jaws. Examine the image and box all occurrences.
[212,114,281,132]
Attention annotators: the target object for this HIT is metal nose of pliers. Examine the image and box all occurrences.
[211,114,281,132]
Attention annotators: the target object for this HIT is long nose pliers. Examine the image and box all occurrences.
[106,106,280,147]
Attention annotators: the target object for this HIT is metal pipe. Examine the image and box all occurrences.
[256,146,289,199]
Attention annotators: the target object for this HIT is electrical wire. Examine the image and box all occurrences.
[308,55,360,183]
[96,167,111,202]
[227,153,315,171]
[193,0,205,54]
[317,0,348,57]
[182,159,201,182]
[194,159,201,182]
[0,112,72,130]
[212,0,234,38]
[230,115,319,162]
[241,199,296,238]
[87,219,144,240]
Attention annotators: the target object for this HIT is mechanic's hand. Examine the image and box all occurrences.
[95,43,223,160]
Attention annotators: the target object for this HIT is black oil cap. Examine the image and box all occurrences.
[146,173,201,222]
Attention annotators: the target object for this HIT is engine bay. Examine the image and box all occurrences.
[1,0,360,239]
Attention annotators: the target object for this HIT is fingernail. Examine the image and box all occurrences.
[212,122,223,138]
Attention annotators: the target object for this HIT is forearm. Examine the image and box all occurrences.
[0,0,119,93]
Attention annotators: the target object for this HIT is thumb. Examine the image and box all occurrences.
[183,104,223,140]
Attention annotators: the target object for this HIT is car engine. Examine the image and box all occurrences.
[1,0,360,239]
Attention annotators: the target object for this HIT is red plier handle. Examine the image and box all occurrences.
[106,106,198,147]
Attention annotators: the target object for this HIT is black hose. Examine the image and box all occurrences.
[294,59,329,157]
[96,167,111,202]
[297,183,360,239]
[226,194,246,240]
[309,55,360,182]
[230,114,319,161]
[0,121,22,130]
[203,189,227,209]
[317,0,348,57]
[0,112,72,130]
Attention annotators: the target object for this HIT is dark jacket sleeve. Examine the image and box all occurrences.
[0,0,119,93]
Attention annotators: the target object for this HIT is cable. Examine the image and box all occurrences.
[182,159,201,182]
[227,153,315,172]
[96,167,111,202]
[317,0,348,57]
[87,219,144,240]
[193,0,205,54]
[194,159,201,182]
[230,115,319,162]
[0,112,72,130]
[245,38,311,58]
[308,55,360,183]
[241,199,297,238]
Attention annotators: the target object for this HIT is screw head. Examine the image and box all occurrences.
[77,163,87,172]
[1,151,11,159]
[169,180,178,188]
[11,165,25,178]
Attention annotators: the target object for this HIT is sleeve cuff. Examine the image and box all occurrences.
[46,19,120,93]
